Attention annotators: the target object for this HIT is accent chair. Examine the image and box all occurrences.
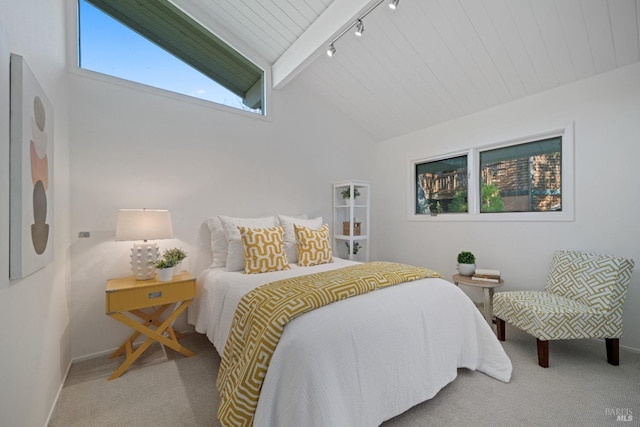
[493,250,634,367]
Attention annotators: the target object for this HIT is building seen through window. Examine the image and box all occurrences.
[479,137,562,213]
[416,155,468,215]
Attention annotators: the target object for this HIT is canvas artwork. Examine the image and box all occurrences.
[9,54,54,279]
[0,23,9,288]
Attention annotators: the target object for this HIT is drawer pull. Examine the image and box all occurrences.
[149,291,163,299]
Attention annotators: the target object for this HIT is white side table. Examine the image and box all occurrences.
[452,274,504,325]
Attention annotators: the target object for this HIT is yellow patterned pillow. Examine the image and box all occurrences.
[238,226,290,274]
[295,224,333,267]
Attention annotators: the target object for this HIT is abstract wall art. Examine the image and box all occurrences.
[9,54,54,279]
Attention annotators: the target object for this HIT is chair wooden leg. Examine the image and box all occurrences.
[536,339,549,368]
[606,338,619,366]
[496,318,505,341]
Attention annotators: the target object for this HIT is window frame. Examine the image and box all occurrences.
[68,0,271,119]
[408,123,574,222]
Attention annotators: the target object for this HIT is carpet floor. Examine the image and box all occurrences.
[49,325,640,426]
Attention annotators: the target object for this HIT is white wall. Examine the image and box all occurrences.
[68,68,376,358]
[0,0,71,426]
[374,62,640,351]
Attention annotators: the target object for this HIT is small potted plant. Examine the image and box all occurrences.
[341,187,360,200]
[457,251,476,276]
[164,247,187,276]
[154,256,176,282]
[345,241,361,255]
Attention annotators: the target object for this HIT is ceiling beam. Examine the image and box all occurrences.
[272,0,372,89]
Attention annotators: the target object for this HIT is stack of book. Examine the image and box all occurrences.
[472,268,501,283]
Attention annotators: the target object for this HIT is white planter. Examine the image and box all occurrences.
[458,263,476,276]
[156,267,173,282]
[173,262,183,276]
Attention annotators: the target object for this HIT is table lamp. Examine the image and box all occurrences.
[115,208,174,280]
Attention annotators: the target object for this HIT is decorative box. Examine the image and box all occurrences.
[343,221,361,236]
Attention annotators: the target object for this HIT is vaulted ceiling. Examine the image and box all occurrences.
[173,0,640,141]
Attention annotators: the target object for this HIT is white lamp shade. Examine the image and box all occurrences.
[115,209,174,241]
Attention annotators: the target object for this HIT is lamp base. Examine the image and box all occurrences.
[131,242,160,280]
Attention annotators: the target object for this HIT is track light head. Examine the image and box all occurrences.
[328,0,398,58]
[327,43,336,57]
[355,19,364,37]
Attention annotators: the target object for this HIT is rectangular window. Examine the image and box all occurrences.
[415,155,468,215]
[479,137,562,213]
[409,123,573,222]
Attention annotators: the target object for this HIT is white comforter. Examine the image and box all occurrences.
[188,258,512,427]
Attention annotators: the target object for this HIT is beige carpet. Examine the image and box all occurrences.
[49,325,640,426]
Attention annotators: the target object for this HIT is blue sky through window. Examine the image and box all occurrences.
[78,0,257,112]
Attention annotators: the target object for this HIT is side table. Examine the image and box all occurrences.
[452,274,504,325]
[105,271,196,380]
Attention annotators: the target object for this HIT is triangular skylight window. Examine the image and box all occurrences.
[78,0,264,115]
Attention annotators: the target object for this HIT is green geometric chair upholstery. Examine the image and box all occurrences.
[493,250,634,367]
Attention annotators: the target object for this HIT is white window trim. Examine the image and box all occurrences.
[408,122,574,222]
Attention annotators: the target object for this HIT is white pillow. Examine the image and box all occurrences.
[219,215,278,271]
[206,217,227,268]
[278,214,323,263]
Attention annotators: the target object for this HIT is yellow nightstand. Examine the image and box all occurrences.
[105,271,196,380]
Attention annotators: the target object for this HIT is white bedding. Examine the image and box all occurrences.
[188,258,512,427]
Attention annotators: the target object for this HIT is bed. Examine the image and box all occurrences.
[188,255,512,426]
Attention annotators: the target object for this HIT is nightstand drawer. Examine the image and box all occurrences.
[106,276,195,313]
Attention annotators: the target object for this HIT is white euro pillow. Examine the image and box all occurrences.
[219,215,278,271]
[278,214,323,264]
[206,216,228,268]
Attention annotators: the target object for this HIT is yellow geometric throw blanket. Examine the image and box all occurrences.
[216,261,441,426]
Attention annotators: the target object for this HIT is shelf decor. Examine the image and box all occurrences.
[341,187,360,200]
[342,221,361,236]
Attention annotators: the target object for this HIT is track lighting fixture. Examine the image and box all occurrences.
[326,0,398,58]
[355,19,364,37]
[326,43,336,57]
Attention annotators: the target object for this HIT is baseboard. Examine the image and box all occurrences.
[591,337,640,354]
[619,342,640,353]
[71,326,197,363]
[71,346,123,363]
[43,358,73,427]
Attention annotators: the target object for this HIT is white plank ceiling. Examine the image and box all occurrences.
[174,0,640,141]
